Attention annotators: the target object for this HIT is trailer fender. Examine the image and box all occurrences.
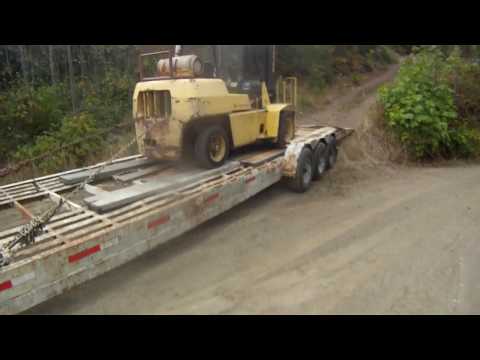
[265,104,294,138]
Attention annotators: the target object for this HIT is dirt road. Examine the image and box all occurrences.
[25,64,480,315]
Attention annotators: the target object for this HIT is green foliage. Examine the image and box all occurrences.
[14,112,103,174]
[379,48,480,159]
[448,127,480,158]
[0,81,70,162]
[278,45,397,90]
[80,68,134,127]
[0,66,134,169]
[277,45,334,90]
[445,50,480,125]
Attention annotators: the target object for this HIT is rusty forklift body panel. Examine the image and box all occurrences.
[133,46,297,166]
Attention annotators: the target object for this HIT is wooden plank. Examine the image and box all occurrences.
[86,162,241,213]
[0,154,143,191]
[60,158,161,185]
[236,149,284,166]
[108,168,246,222]
[0,177,60,195]
[113,163,172,183]
[45,209,85,226]
[0,180,64,200]
[9,214,101,248]
[0,209,83,241]
[0,188,33,221]
[0,185,76,207]
[14,221,113,260]
[0,181,57,202]
[105,164,249,219]
[0,187,72,249]
[0,180,66,201]
[0,211,92,247]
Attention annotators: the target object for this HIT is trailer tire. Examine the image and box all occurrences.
[326,137,338,170]
[313,142,328,181]
[287,147,314,193]
[194,126,230,169]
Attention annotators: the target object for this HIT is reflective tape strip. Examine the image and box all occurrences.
[205,193,220,205]
[0,280,12,292]
[148,215,170,230]
[0,272,35,293]
[68,238,120,264]
[68,245,101,263]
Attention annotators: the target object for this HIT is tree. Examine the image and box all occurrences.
[66,45,77,112]
[17,45,28,81]
[48,45,56,84]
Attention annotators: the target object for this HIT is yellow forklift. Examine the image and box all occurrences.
[133,45,298,168]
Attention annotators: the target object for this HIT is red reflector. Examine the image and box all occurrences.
[148,215,170,230]
[0,280,13,292]
[246,177,256,184]
[68,245,101,263]
[205,193,220,205]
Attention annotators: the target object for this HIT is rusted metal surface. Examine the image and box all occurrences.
[0,126,348,314]
[136,115,182,161]
[283,126,353,178]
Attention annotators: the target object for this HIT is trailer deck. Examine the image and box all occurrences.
[0,125,351,314]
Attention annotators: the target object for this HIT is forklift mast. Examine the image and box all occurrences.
[212,45,278,99]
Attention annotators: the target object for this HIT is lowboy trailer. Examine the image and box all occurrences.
[0,125,352,314]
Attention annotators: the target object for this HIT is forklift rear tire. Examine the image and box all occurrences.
[312,142,328,181]
[287,147,314,193]
[194,126,230,169]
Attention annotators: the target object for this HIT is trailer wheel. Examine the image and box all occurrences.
[194,126,230,169]
[287,147,314,193]
[326,137,338,170]
[313,142,328,181]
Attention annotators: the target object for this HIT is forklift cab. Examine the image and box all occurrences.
[213,45,277,108]
[171,45,295,109]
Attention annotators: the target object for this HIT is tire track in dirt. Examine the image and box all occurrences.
[298,64,400,129]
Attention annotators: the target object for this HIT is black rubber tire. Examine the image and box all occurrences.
[194,126,230,169]
[312,142,328,181]
[277,113,295,148]
[326,136,338,170]
[287,147,314,193]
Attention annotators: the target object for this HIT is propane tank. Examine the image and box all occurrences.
[157,55,203,78]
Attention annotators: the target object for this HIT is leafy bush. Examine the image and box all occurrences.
[14,112,103,174]
[0,81,69,162]
[80,69,134,127]
[445,51,480,125]
[448,127,480,158]
[0,66,134,171]
[379,48,480,159]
